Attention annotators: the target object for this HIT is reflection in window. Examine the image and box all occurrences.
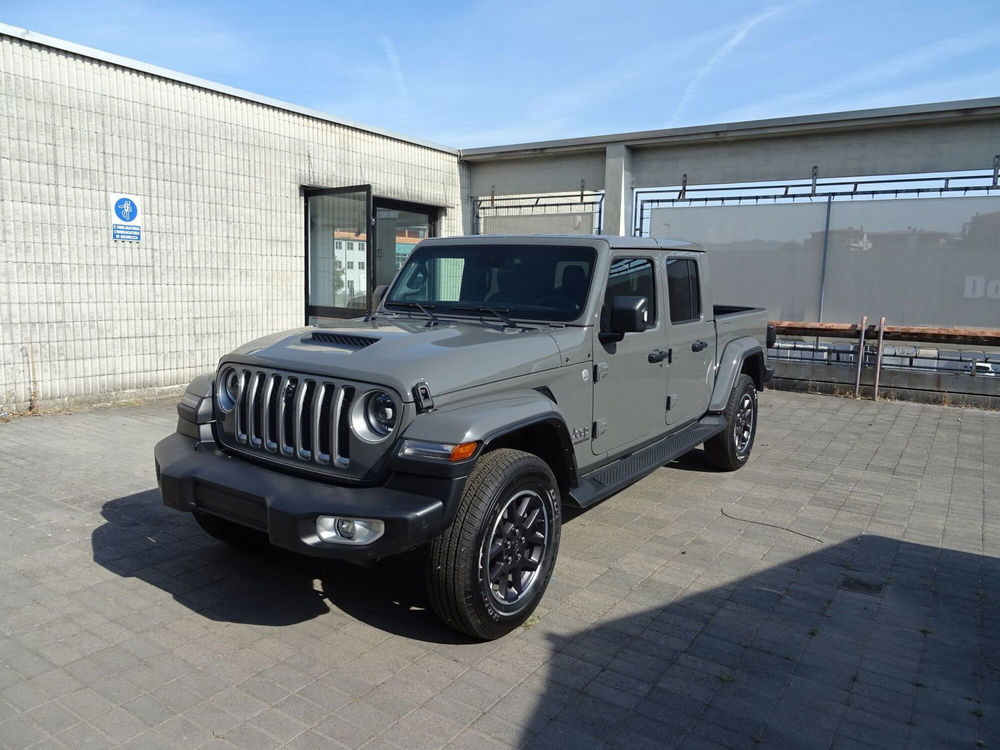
[602,258,656,330]
[667,258,701,323]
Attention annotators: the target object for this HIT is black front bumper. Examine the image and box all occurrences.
[154,434,466,560]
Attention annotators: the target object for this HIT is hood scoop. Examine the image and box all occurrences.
[309,331,380,348]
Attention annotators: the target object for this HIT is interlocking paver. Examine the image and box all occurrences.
[1,391,998,748]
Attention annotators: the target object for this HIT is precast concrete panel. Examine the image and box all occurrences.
[631,121,1000,188]
[480,212,598,235]
[0,34,464,414]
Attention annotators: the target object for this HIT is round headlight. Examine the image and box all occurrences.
[216,367,241,412]
[351,389,398,442]
[364,391,397,437]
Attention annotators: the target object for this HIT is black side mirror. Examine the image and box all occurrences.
[611,295,648,333]
[601,296,648,344]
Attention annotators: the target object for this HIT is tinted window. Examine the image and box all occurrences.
[385,244,596,322]
[601,258,656,331]
[667,258,701,323]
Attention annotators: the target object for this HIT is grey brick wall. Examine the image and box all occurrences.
[0,34,466,414]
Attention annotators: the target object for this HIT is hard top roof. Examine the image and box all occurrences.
[421,234,704,252]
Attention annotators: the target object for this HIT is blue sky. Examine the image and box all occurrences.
[4,0,1000,147]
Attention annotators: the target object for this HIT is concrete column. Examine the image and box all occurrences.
[602,144,633,236]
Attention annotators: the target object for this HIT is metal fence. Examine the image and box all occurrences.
[638,170,1000,329]
[475,190,604,235]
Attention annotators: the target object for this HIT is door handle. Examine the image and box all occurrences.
[648,349,669,363]
[692,340,708,352]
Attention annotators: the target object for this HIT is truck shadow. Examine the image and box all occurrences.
[91,490,476,644]
[517,534,999,748]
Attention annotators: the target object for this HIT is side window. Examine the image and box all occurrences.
[666,258,702,323]
[601,257,656,331]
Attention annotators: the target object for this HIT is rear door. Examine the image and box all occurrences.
[592,253,669,455]
[664,254,715,426]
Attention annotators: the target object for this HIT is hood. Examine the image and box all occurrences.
[226,316,564,400]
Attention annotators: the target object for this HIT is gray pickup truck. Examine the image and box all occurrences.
[155,235,772,639]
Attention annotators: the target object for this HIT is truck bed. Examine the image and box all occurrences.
[713,305,770,362]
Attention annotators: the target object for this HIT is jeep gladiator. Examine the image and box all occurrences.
[155,235,773,639]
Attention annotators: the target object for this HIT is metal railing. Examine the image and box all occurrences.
[633,168,1000,236]
[769,319,1000,398]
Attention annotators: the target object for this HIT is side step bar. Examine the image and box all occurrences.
[567,415,726,509]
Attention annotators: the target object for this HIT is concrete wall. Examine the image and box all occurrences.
[0,33,465,414]
[630,120,1000,188]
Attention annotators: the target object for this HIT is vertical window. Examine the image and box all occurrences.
[347,261,354,270]
[666,258,702,323]
[602,257,656,330]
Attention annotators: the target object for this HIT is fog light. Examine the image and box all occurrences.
[316,516,384,545]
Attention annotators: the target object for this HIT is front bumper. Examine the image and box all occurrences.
[154,433,466,560]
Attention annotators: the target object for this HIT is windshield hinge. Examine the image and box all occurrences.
[413,382,434,412]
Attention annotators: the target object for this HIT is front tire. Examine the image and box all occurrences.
[427,449,561,640]
[704,373,758,471]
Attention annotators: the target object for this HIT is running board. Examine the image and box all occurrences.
[567,415,725,509]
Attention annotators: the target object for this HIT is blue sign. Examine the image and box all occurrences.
[114,198,138,222]
[110,194,142,241]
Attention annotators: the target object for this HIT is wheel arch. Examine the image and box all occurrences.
[481,418,578,498]
[709,338,764,413]
[398,391,579,496]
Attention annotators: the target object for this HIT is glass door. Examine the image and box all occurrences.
[305,186,372,320]
[373,199,437,289]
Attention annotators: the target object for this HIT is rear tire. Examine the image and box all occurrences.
[427,449,561,640]
[705,373,757,471]
[193,510,268,548]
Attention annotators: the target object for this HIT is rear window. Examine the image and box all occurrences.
[666,258,701,323]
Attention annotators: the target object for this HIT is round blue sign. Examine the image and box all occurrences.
[114,198,138,222]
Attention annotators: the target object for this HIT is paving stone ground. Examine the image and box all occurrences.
[0,390,998,750]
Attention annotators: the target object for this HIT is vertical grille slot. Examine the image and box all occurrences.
[338,387,355,464]
[278,377,297,456]
[234,370,248,443]
[312,383,330,464]
[246,371,265,448]
[262,374,280,453]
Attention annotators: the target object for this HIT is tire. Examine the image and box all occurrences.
[193,510,269,548]
[704,373,758,471]
[427,449,561,640]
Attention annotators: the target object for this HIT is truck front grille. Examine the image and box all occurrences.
[219,367,355,468]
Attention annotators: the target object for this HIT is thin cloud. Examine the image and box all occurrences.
[669,2,806,126]
[380,35,409,125]
[718,25,1000,122]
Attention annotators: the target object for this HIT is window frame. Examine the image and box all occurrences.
[665,256,702,324]
[601,255,659,332]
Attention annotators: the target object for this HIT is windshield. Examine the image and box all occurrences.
[384,244,597,322]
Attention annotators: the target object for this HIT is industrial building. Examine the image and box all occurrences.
[2,22,999,414]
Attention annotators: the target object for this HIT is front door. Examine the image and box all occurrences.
[592,255,669,456]
[664,255,715,425]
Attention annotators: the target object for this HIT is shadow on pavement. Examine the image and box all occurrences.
[520,535,999,749]
[91,489,474,643]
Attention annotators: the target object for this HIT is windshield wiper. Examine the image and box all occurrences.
[451,305,518,328]
[393,301,441,326]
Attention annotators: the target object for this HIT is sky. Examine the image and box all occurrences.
[4,0,1000,148]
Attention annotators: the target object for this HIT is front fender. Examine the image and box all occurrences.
[709,338,764,413]
[401,390,565,446]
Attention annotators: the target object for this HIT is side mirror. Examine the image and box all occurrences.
[371,284,389,312]
[611,295,648,334]
[601,296,648,344]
